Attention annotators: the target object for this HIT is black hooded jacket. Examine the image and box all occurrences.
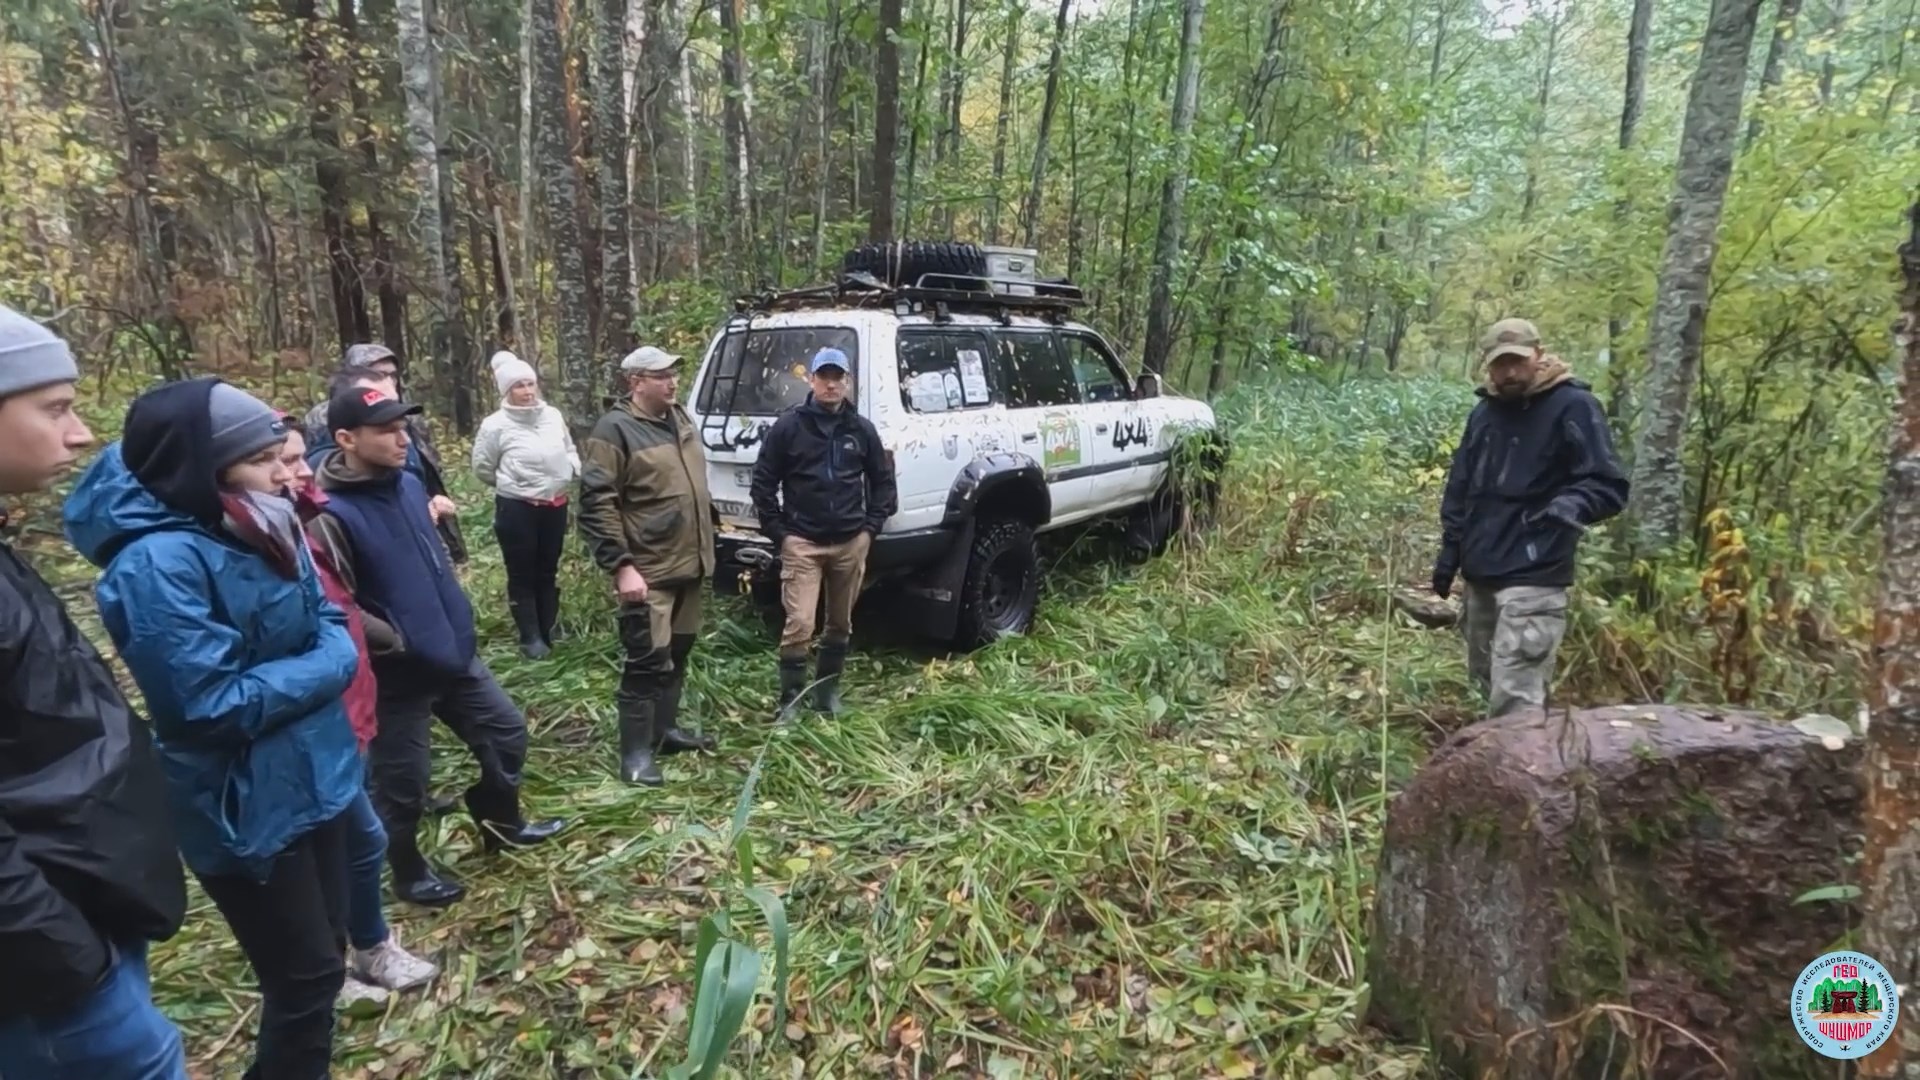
[750,396,898,546]
[1,393,191,1018]
[1436,377,1629,589]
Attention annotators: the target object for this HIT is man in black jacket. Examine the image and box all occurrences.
[1432,318,1630,717]
[750,347,897,721]
[0,305,189,1079]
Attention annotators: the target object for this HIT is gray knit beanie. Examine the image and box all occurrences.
[0,304,80,399]
[206,382,288,472]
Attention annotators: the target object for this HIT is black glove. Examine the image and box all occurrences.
[1431,544,1459,600]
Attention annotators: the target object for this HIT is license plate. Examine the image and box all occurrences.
[714,498,756,522]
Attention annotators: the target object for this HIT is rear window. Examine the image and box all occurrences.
[695,326,859,416]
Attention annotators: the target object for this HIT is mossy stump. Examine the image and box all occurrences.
[1364,705,1862,1078]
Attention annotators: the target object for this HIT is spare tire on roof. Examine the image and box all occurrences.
[841,241,989,287]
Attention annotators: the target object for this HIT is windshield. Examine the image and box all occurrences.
[695,325,860,416]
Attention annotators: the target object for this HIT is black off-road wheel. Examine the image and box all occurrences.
[842,241,989,287]
[952,518,1041,651]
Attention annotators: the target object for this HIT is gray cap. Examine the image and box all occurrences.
[207,382,288,472]
[620,345,681,373]
[0,304,80,399]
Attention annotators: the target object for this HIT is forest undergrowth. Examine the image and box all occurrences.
[19,371,1876,1079]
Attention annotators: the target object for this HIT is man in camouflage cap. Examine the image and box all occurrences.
[302,343,468,564]
[1430,317,1629,716]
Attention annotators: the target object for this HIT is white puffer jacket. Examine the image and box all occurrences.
[473,401,580,502]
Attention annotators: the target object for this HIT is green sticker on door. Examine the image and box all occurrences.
[1040,414,1081,469]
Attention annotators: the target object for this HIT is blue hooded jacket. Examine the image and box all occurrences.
[63,380,361,882]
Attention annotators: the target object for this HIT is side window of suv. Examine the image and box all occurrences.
[993,331,1081,409]
[1060,334,1132,403]
[898,331,997,413]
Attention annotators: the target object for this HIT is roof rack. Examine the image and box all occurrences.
[730,270,1088,323]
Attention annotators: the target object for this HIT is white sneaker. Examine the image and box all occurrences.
[339,975,390,1008]
[352,936,439,991]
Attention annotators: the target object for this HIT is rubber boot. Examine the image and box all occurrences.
[536,582,565,646]
[508,584,549,660]
[812,639,848,717]
[618,693,665,786]
[463,781,567,853]
[658,674,717,756]
[386,829,465,908]
[773,656,808,724]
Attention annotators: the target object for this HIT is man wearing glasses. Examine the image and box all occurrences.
[577,346,720,787]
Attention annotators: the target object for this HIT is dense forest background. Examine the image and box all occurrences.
[1,0,1915,580]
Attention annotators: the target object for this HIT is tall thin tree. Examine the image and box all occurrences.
[871,0,903,241]
[1142,0,1204,375]
[531,0,598,425]
[1624,0,1766,554]
[595,0,638,354]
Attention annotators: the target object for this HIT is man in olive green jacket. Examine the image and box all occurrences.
[577,345,719,786]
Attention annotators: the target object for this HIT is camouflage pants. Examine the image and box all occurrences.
[1461,583,1568,717]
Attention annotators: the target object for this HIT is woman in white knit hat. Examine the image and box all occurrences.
[473,351,579,658]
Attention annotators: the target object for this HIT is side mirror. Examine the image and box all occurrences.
[1136,371,1161,399]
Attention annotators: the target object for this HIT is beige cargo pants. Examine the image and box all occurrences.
[778,532,872,658]
[1460,583,1569,717]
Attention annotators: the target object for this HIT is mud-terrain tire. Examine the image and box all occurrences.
[842,241,989,287]
[952,518,1041,650]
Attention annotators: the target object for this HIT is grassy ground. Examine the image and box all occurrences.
[53,371,1855,1078]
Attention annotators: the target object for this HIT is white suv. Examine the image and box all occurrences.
[686,248,1224,649]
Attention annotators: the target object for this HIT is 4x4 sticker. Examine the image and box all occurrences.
[1112,418,1152,450]
[1040,415,1081,469]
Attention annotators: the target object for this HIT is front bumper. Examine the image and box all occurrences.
[713,525,963,601]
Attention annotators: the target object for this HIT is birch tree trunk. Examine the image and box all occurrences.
[531,0,598,424]
[1624,0,1765,555]
[621,0,647,284]
[1142,0,1204,375]
[595,0,638,353]
[675,0,701,278]
[1857,194,1920,1079]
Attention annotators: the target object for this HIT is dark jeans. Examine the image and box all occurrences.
[368,655,529,835]
[492,496,567,594]
[0,941,188,1080]
[343,778,389,951]
[196,812,351,1080]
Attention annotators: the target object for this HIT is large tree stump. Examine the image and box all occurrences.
[1366,705,1863,1078]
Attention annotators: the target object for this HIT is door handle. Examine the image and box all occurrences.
[1021,432,1038,442]
[1094,424,1110,434]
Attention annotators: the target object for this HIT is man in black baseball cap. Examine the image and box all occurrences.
[305,387,565,908]
[304,348,469,565]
